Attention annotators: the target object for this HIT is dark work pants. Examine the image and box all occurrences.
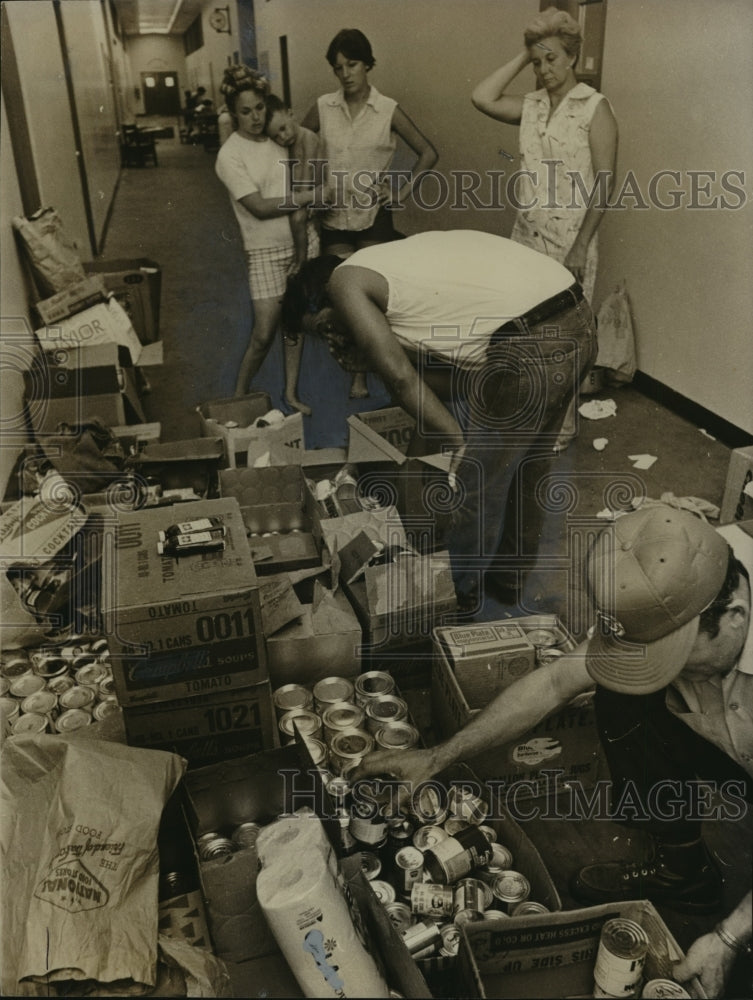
[595,686,753,841]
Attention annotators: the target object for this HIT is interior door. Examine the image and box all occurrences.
[141,71,181,115]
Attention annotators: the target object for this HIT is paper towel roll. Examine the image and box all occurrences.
[257,861,389,998]
[256,813,335,872]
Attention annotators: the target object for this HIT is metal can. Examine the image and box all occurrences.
[525,628,561,649]
[21,689,58,720]
[439,923,462,957]
[447,786,489,824]
[321,701,365,744]
[424,826,493,884]
[74,661,109,689]
[360,852,382,881]
[453,878,492,916]
[640,980,692,999]
[349,800,388,847]
[478,824,497,844]
[278,708,323,742]
[369,880,396,905]
[326,776,351,808]
[454,909,485,925]
[198,836,236,862]
[273,683,314,719]
[411,783,449,825]
[594,918,649,999]
[402,920,441,956]
[394,846,425,895]
[90,637,110,657]
[387,816,415,850]
[55,708,92,733]
[365,695,408,733]
[410,882,455,918]
[537,646,564,666]
[374,721,420,751]
[9,673,46,700]
[0,677,8,698]
[444,817,470,837]
[1,652,32,679]
[413,825,449,853]
[313,675,355,712]
[98,674,117,698]
[477,843,514,885]
[1,697,20,731]
[60,685,96,711]
[47,673,75,697]
[302,737,328,767]
[491,871,530,913]
[384,901,413,935]
[510,900,550,917]
[481,909,510,921]
[354,671,395,708]
[334,808,358,854]
[92,697,121,722]
[33,656,69,681]
[11,712,50,735]
[329,728,374,775]
[231,822,262,849]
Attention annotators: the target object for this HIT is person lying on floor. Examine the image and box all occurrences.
[280,229,597,612]
[353,505,753,999]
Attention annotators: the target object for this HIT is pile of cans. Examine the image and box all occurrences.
[0,638,120,739]
[272,672,420,775]
[195,821,263,863]
[326,778,548,962]
[594,918,691,999]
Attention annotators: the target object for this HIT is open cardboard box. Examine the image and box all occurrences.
[456,899,705,999]
[183,740,432,998]
[83,257,162,344]
[129,437,225,499]
[35,297,163,368]
[197,392,304,469]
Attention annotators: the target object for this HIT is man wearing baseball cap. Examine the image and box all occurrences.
[355,504,752,996]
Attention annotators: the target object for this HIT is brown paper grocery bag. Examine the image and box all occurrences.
[1,735,185,993]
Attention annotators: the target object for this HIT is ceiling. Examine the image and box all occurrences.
[111,0,206,37]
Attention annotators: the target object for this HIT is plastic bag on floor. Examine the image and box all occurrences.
[12,207,86,297]
[595,281,636,385]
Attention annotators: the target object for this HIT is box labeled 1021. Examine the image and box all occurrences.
[103,498,267,706]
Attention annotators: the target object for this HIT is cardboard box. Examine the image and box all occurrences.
[434,622,537,709]
[184,742,432,997]
[104,498,267,706]
[26,342,147,432]
[262,572,362,686]
[130,438,224,499]
[84,257,162,344]
[110,422,162,453]
[35,275,108,324]
[123,682,276,768]
[35,298,163,368]
[719,445,753,524]
[197,393,304,468]
[457,900,704,999]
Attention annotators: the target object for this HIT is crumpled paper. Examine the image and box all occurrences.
[628,453,657,470]
[579,398,617,420]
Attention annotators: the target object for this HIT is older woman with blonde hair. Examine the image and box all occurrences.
[472,6,618,449]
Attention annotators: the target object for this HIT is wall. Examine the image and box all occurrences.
[185,0,245,108]
[253,0,752,434]
[126,34,188,116]
[597,0,753,433]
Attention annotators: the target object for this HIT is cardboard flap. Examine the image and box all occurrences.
[310,582,357,634]
[259,576,305,636]
[346,413,408,465]
[338,530,384,586]
[35,298,145,367]
[136,438,224,464]
[0,496,88,561]
[136,340,163,367]
[363,550,455,615]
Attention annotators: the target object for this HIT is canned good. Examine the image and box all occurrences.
[478,824,497,844]
[640,980,692,999]
[402,920,440,956]
[161,870,189,898]
[365,695,408,733]
[55,708,92,732]
[74,661,108,689]
[349,801,388,847]
[525,628,561,648]
[313,676,355,711]
[413,825,449,853]
[369,880,396,905]
[98,674,117,698]
[33,656,69,680]
[326,776,351,807]
[480,909,510,921]
[1,652,32,679]
[231,822,262,849]
[302,737,328,767]
[454,909,485,925]
[47,674,75,697]
[90,638,110,656]
[394,846,425,895]
[329,728,374,775]
[424,826,493,884]
[198,836,236,862]
[444,817,470,837]
[21,689,58,720]
[384,901,413,934]
[321,701,365,743]
[411,783,449,825]
[354,671,395,708]
[11,712,50,735]
[334,808,358,854]
[374,721,420,751]
[447,786,489,824]
[278,708,323,742]
[60,685,96,711]
[594,918,649,999]
[477,843,514,884]
[410,882,454,918]
[439,922,462,956]
[360,852,382,881]
[0,678,8,698]
[491,871,530,913]
[453,878,492,915]
[92,697,120,722]
[510,900,550,916]
[9,673,46,700]
[1,697,20,731]
[273,683,314,719]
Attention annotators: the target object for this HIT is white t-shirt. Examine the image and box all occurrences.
[338,230,574,365]
[215,132,293,251]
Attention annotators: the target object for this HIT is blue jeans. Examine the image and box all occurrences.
[445,294,597,604]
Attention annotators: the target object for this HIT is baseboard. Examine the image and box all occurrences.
[632,371,753,450]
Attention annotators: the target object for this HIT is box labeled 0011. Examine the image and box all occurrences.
[104,498,267,706]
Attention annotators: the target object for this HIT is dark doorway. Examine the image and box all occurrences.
[141,71,181,115]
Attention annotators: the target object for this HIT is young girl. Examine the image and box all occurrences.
[215,67,317,401]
